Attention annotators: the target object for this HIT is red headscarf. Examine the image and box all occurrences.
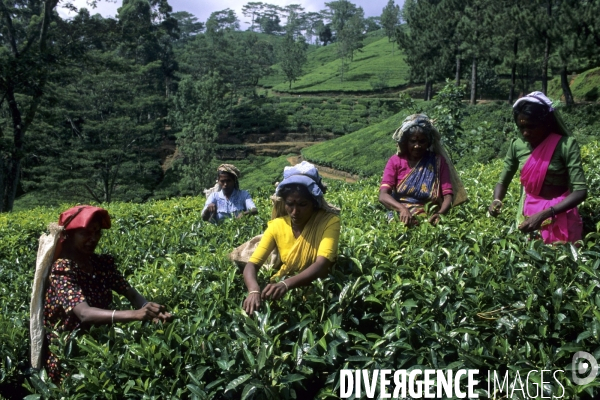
[53,206,110,260]
[59,205,111,231]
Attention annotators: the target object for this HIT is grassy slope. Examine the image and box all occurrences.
[547,67,600,103]
[268,36,408,93]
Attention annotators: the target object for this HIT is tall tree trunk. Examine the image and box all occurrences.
[470,57,477,105]
[509,38,518,104]
[560,65,574,105]
[0,156,4,212]
[4,88,24,212]
[424,76,429,101]
[455,56,461,86]
[541,1,551,94]
[541,37,550,94]
[427,81,433,101]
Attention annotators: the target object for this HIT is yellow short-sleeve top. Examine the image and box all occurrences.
[248,210,340,267]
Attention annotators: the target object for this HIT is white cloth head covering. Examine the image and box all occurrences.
[391,114,469,206]
[512,91,572,137]
[271,161,340,218]
[512,91,555,111]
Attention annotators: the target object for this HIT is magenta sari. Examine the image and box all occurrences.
[520,133,582,244]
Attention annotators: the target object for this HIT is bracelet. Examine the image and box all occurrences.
[550,206,556,218]
[111,310,116,325]
[493,199,503,206]
[281,281,289,291]
[248,290,260,295]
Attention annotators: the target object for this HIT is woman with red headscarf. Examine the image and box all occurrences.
[31,205,171,382]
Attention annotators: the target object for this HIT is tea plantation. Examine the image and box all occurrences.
[228,97,401,138]
[1,139,600,398]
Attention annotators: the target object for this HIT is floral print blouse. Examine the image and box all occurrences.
[43,254,130,381]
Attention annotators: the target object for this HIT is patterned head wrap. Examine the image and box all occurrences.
[217,163,240,189]
[392,114,438,155]
[271,161,340,217]
[513,91,555,112]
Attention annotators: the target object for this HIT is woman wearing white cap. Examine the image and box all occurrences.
[489,92,587,244]
[242,161,341,315]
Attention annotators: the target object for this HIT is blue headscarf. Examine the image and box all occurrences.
[275,161,324,201]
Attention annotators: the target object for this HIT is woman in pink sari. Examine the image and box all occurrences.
[489,92,587,244]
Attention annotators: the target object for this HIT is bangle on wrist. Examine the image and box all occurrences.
[550,206,556,218]
[281,281,289,291]
[111,310,116,324]
[248,290,260,295]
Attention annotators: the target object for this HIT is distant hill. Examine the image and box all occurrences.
[261,33,409,94]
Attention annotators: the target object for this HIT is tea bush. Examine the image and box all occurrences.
[1,147,600,398]
[227,97,400,138]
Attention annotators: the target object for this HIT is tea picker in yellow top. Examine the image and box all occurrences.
[241,161,341,316]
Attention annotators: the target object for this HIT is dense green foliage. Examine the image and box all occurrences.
[1,142,600,398]
[228,96,400,137]
[398,0,600,105]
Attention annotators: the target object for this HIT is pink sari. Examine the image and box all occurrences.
[520,133,582,244]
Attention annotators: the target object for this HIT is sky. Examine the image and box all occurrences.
[59,0,405,25]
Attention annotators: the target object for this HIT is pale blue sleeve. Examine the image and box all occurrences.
[201,193,217,214]
[243,191,256,210]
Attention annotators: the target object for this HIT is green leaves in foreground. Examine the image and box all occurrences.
[1,142,600,398]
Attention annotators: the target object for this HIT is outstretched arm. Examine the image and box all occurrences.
[72,301,171,324]
[243,262,262,315]
[428,194,453,224]
[237,208,258,219]
[379,188,415,226]
[518,189,587,232]
[261,256,332,301]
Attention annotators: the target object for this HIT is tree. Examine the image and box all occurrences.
[304,12,324,44]
[172,11,204,44]
[282,4,305,38]
[256,4,283,35]
[205,9,239,33]
[0,0,61,211]
[342,7,366,61]
[364,17,381,33]
[317,22,333,46]
[456,0,497,104]
[242,2,264,32]
[27,57,165,204]
[381,0,400,42]
[325,0,358,34]
[172,74,229,194]
[397,0,449,100]
[278,34,308,89]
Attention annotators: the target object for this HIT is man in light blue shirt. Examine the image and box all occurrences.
[202,164,257,223]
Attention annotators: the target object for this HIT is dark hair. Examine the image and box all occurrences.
[513,101,563,135]
[399,126,433,153]
[279,184,320,209]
